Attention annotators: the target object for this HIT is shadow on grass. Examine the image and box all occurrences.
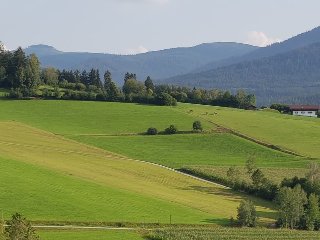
[180,185,278,222]
[201,218,230,225]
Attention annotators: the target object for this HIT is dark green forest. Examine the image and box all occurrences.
[161,42,320,105]
[192,26,320,73]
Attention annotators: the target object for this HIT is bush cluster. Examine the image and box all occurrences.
[147,127,158,135]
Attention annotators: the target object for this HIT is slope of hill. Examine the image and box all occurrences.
[24,43,257,85]
[0,120,276,225]
[160,42,320,105]
[193,26,320,73]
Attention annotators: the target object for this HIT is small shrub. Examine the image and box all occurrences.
[165,125,178,134]
[193,121,203,131]
[9,88,23,99]
[155,93,177,106]
[42,88,52,98]
[147,127,158,135]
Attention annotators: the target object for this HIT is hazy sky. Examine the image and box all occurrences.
[1,0,320,54]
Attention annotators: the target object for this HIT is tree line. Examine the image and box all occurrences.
[0,47,256,108]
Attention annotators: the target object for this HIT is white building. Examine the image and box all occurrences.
[290,105,319,118]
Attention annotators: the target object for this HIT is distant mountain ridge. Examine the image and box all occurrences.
[160,42,320,105]
[192,26,320,73]
[24,43,257,86]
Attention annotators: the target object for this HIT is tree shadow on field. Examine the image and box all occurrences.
[181,185,278,222]
[201,218,230,226]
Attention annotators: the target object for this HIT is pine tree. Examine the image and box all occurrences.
[80,70,88,86]
[145,76,154,91]
[104,70,112,90]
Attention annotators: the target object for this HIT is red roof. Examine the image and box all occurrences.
[290,105,319,111]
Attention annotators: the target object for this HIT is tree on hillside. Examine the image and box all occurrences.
[145,76,154,92]
[11,47,27,89]
[305,193,320,230]
[306,162,320,185]
[25,54,41,91]
[80,70,88,86]
[122,79,146,95]
[227,166,240,183]
[193,121,203,131]
[5,213,40,240]
[104,70,112,90]
[275,185,307,229]
[251,169,266,187]
[124,72,136,83]
[40,67,59,86]
[245,93,256,106]
[236,89,247,109]
[246,155,256,175]
[108,81,121,101]
[237,200,257,227]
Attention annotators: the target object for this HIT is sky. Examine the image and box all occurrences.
[1,0,320,54]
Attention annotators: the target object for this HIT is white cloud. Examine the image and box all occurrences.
[247,31,282,47]
[124,46,149,55]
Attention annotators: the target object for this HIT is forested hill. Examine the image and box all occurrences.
[159,42,320,105]
[24,43,257,86]
[193,26,320,73]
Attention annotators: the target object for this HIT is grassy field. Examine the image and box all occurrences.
[0,121,276,225]
[0,100,214,134]
[38,229,145,240]
[175,103,320,159]
[70,134,310,169]
[148,228,320,240]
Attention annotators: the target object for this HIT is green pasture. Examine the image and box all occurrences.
[70,134,310,169]
[149,228,320,240]
[175,103,320,159]
[0,121,276,225]
[38,229,145,240]
[0,100,214,134]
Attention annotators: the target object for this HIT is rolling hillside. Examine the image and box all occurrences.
[160,42,320,105]
[2,99,320,239]
[24,43,257,85]
[0,120,276,225]
[192,26,320,73]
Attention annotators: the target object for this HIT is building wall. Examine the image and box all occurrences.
[292,111,317,117]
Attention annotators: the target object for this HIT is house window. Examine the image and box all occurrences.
[301,112,305,114]
[308,112,313,114]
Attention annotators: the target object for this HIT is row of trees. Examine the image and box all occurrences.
[229,159,320,230]
[1,47,257,108]
[0,47,41,97]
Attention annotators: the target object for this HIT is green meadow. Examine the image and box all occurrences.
[1,99,320,236]
[70,134,310,169]
[38,229,145,240]
[0,100,214,134]
[0,121,276,225]
[175,103,320,159]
